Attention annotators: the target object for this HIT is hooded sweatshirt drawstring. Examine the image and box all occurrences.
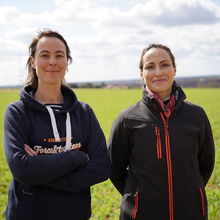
[46,106,72,151]
[65,112,71,151]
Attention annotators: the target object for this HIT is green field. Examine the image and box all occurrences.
[0,88,220,219]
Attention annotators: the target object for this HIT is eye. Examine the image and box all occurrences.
[56,54,65,59]
[162,63,170,67]
[40,54,49,58]
[145,65,154,70]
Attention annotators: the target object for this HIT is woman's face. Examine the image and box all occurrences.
[141,48,176,100]
[31,37,68,87]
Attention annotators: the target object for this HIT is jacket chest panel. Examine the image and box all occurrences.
[168,117,201,162]
[125,119,161,164]
[125,116,201,168]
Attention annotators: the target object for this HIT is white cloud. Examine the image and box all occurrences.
[0,0,220,86]
[0,6,21,23]
[131,0,220,26]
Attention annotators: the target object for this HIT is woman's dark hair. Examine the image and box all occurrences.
[139,43,176,71]
[25,29,72,88]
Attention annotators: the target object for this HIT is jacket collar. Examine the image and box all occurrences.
[142,81,186,116]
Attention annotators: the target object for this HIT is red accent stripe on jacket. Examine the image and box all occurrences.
[199,187,205,216]
[132,191,139,219]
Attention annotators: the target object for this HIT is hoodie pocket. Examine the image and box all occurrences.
[199,187,205,216]
[155,126,162,159]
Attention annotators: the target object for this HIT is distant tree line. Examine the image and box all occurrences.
[2,76,219,89]
[69,82,107,88]
[176,76,220,88]
[68,76,220,89]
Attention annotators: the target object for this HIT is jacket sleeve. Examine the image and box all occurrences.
[44,107,110,192]
[198,109,215,186]
[4,103,89,185]
[107,113,129,195]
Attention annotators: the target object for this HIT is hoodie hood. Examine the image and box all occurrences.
[20,85,79,151]
[20,85,79,113]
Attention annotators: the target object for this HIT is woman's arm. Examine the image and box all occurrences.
[108,113,129,195]
[198,109,215,186]
[4,103,89,185]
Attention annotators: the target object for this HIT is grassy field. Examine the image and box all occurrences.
[0,88,219,219]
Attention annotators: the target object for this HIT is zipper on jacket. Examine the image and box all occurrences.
[199,187,205,216]
[160,112,174,220]
[155,125,162,159]
[132,191,139,219]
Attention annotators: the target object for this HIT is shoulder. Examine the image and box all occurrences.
[4,100,29,127]
[118,102,141,118]
[77,101,93,113]
[78,101,91,110]
[73,101,97,121]
[175,100,210,124]
[181,100,206,116]
[112,101,142,125]
[5,100,26,116]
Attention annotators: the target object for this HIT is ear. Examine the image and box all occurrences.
[30,56,36,69]
[140,71,146,85]
[140,70,143,78]
[174,67,176,76]
[140,71,146,82]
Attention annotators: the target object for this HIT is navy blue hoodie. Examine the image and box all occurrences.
[4,85,110,220]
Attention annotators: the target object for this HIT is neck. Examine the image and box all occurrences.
[158,93,171,101]
[146,87,172,101]
[156,92,171,102]
[34,84,64,104]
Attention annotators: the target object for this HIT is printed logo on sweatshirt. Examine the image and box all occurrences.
[33,142,82,154]
[43,137,72,142]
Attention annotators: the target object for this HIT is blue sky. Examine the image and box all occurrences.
[0,0,220,86]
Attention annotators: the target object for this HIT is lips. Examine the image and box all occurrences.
[46,70,60,73]
[153,78,167,83]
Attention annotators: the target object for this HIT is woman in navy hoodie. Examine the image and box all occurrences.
[4,29,110,220]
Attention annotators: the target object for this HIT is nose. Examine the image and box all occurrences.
[154,66,163,76]
[49,57,57,66]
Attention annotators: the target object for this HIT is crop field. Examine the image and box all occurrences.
[0,88,219,220]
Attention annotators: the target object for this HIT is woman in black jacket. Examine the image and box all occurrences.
[108,43,215,220]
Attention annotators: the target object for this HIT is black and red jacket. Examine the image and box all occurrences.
[108,82,215,220]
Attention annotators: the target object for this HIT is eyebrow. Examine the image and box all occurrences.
[145,59,169,65]
[39,50,65,54]
[160,59,169,63]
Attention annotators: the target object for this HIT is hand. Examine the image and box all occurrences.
[24,144,37,156]
[71,143,82,150]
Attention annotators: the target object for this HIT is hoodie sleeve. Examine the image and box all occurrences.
[45,106,111,192]
[198,109,215,186]
[4,103,89,185]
